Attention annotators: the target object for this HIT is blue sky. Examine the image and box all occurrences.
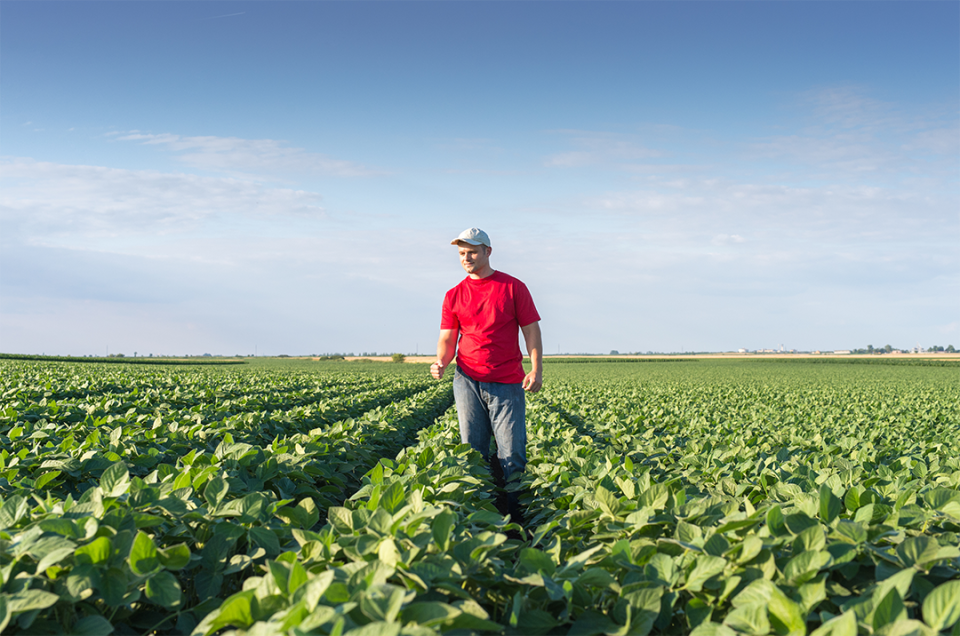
[2,1,958,356]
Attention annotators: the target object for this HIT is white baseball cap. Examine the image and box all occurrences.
[451,227,491,247]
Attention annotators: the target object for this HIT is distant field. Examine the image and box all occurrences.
[1,358,957,635]
[345,353,960,364]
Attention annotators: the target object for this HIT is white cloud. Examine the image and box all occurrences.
[544,130,661,168]
[0,158,325,240]
[748,133,895,174]
[712,234,746,245]
[901,125,960,156]
[746,86,958,181]
[113,131,384,178]
[585,178,954,245]
[545,151,595,168]
[801,85,898,132]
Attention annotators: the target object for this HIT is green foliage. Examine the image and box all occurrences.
[517,360,960,634]
[0,359,452,634]
[0,353,246,365]
[1,358,957,635]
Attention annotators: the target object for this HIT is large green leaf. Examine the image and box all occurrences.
[204,475,229,510]
[517,608,560,635]
[724,603,770,635]
[359,584,407,623]
[520,547,556,577]
[896,537,940,569]
[766,506,787,536]
[873,569,915,606]
[38,517,81,539]
[238,492,266,523]
[101,567,128,606]
[690,621,738,636]
[784,550,831,585]
[820,484,843,524]
[328,506,354,534]
[0,496,29,530]
[431,509,456,551]
[922,580,960,631]
[100,462,130,498]
[833,520,867,545]
[6,589,59,613]
[644,553,678,586]
[145,570,182,608]
[685,555,726,592]
[207,591,255,633]
[810,612,857,636]
[844,486,863,512]
[129,530,161,576]
[623,587,663,636]
[923,488,960,519]
[71,615,114,636]
[379,482,406,514]
[248,526,281,555]
[768,586,806,636]
[638,484,669,509]
[157,543,191,570]
[568,609,624,636]
[874,619,937,636]
[785,513,819,535]
[794,525,826,553]
[595,485,622,517]
[401,602,461,627]
[874,588,908,630]
[345,622,401,636]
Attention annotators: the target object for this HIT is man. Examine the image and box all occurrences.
[431,227,542,523]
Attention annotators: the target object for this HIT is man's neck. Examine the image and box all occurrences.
[469,267,495,280]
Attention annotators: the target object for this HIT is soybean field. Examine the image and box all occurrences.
[1,358,958,636]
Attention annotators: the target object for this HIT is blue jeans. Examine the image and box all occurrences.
[453,367,527,481]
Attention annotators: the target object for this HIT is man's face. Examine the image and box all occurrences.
[458,242,491,275]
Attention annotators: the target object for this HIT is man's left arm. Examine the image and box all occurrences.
[520,321,543,393]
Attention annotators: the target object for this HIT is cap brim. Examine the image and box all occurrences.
[451,238,483,246]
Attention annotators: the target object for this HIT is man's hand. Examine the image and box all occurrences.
[522,370,542,393]
[433,330,457,380]
[520,321,543,393]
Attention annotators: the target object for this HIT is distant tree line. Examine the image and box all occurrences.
[851,344,955,354]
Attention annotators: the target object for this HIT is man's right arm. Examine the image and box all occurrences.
[431,329,458,379]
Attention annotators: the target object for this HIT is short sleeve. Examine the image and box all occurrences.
[514,282,541,327]
[440,289,460,330]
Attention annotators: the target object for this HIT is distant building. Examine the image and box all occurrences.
[738,348,747,353]
[833,350,851,355]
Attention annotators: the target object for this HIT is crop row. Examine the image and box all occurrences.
[193,404,676,636]
[0,361,453,634]
[1,361,430,423]
[2,359,959,636]
[519,364,960,635]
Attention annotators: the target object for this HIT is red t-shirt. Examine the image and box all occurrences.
[441,271,540,384]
